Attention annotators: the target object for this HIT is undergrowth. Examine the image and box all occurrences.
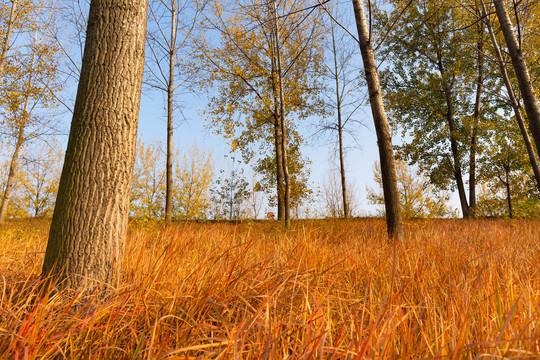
[0,218,539,359]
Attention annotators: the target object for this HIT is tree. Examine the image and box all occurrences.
[367,159,457,219]
[200,0,326,226]
[377,0,502,219]
[130,140,166,219]
[477,118,539,218]
[315,1,362,219]
[173,144,214,220]
[211,164,250,220]
[18,140,63,217]
[479,0,540,192]
[493,0,540,159]
[0,29,62,223]
[319,162,359,218]
[41,0,148,291]
[145,0,205,223]
[351,0,404,240]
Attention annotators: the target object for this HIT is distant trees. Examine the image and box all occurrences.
[367,160,456,219]
[42,0,148,290]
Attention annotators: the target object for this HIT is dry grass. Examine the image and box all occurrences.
[0,218,539,359]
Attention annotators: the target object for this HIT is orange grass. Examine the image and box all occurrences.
[0,218,539,359]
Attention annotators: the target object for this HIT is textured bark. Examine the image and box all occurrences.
[351,0,403,241]
[0,0,17,79]
[482,1,540,192]
[493,0,540,158]
[41,0,147,290]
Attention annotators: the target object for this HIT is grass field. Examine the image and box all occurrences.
[1,218,539,359]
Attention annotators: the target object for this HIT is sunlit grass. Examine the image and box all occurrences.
[1,218,539,359]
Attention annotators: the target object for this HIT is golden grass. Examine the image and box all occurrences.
[0,218,539,359]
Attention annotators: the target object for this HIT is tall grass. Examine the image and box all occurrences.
[1,218,539,359]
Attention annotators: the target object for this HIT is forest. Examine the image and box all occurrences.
[0,0,539,358]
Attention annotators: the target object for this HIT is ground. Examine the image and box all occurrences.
[1,218,539,359]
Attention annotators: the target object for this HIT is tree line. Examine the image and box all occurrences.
[1,0,540,290]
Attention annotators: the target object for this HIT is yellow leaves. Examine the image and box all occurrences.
[130,140,215,220]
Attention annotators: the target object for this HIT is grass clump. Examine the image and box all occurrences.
[1,218,539,359]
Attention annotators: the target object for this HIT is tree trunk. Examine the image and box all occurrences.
[482,1,540,193]
[493,0,540,159]
[0,0,17,79]
[351,0,403,241]
[165,0,177,224]
[331,19,350,218]
[0,125,25,223]
[41,0,148,291]
[438,61,469,218]
[273,5,291,228]
[273,112,285,220]
[468,20,484,218]
[504,167,513,218]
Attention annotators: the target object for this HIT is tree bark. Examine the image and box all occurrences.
[0,0,17,79]
[493,0,540,159]
[273,114,285,220]
[165,0,177,224]
[351,0,403,241]
[41,0,148,291]
[482,1,540,192]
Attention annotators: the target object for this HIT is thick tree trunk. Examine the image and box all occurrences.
[0,125,25,223]
[468,22,484,218]
[42,0,147,291]
[351,0,403,241]
[493,0,540,158]
[0,0,17,79]
[165,1,177,224]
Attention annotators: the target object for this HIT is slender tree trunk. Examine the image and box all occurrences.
[351,0,403,241]
[482,2,540,192]
[42,0,148,291]
[504,167,513,218]
[493,0,540,158]
[0,125,25,223]
[165,0,176,224]
[273,5,291,228]
[439,64,469,218]
[468,21,484,218]
[331,20,350,218]
[273,113,284,220]
[0,0,17,79]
